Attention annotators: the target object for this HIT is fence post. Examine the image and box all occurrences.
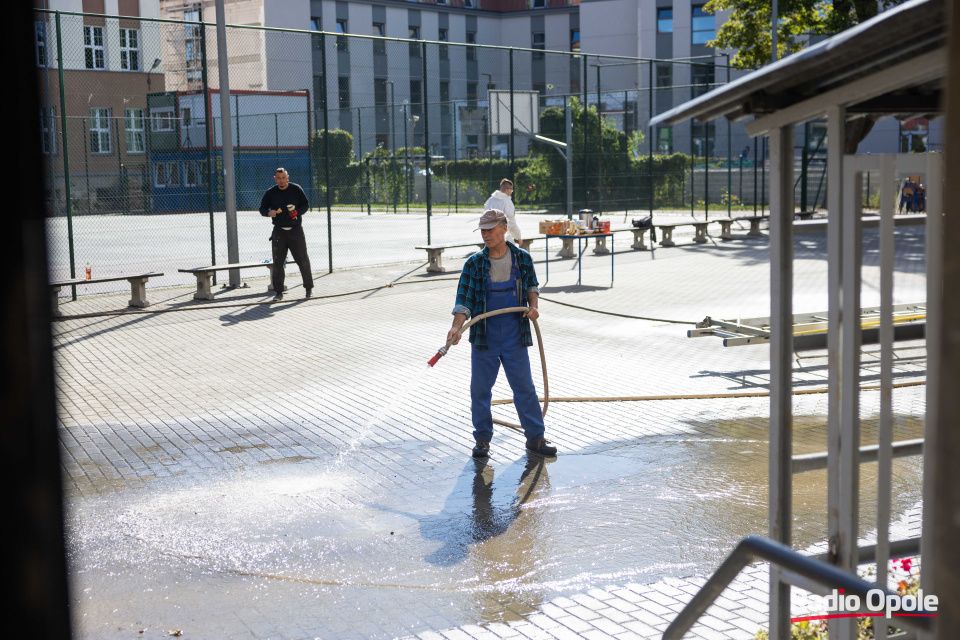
[200,19,216,279]
[754,137,758,214]
[582,54,588,210]
[453,99,458,213]
[321,32,332,273]
[649,61,654,219]
[274,113,279,169]
[624,89,629,216]
[403,103,409,214]
[55,12,76,299]
[725,54,732,218]
[83,118,91,215]
[423,41,432,244]
[357,106,362,206]
[596,63,603,214]
[509,48,514,179]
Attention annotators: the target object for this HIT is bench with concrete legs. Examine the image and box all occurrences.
[178,261,297,300]
[656,221,712,247]
[50,272,163,317]
[416,237,546,273]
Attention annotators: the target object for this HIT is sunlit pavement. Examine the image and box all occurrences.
[55,222,927,639]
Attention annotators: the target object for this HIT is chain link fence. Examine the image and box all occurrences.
[38,9,817,297]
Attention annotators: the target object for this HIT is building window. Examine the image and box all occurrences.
[462,0,474,7]
[532,32,545,60]
[437,0,447,5]
[439,80,450,104]
[466,31,476,61]
[570,29,580,53]
[185,160,206,187]
[373,22,386,55]
[35,21,47,67]
[120,28,140,71]
[89,108,112,154]
[311,16,322,50]
[466,81,477,107]
[153,161,179,188]
[40,107,56,155]
[184,7,202,87]
[374,77,388,105]
[125,108,145,154]
[691,62,715,97]
[657,126,672,154]
[336,19,348,52]
[151,106,175,132]
[657,63,672,88]
[339,76,350,109]
[83,25,105,70]
[532,0,546,7]
[409,26,420,57]
[692,5,715,45]
[657,8,673,33]
[438,28,448,60]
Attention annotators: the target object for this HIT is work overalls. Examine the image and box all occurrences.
[470,253,545,444]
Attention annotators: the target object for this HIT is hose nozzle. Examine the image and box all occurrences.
[427,344,449,367]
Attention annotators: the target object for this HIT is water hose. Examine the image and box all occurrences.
[428,307,548,432]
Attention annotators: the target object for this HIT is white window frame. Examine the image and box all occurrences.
[185,160,206,187]
[83,25,105,70]
[89,107,112,154]
[125,108,145,154]
[153,161,179,188]
[151,106,175,132]
[119,27,140,71]
[41,107,56,155]
[35,21,47,67]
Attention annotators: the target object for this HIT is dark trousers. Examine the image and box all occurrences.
[271,226,314,292]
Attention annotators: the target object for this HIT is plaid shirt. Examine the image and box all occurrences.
[452,242,540,350]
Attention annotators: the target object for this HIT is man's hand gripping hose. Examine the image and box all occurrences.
[427,307,548,431]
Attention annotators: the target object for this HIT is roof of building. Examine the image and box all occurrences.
[650,0,946,128]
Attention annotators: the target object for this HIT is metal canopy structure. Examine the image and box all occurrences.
[650,0,946,130]
[651,1,959,639]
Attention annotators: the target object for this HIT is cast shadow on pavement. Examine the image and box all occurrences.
[219,298,308,326]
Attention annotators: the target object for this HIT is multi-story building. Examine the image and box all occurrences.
[37,0,165,213]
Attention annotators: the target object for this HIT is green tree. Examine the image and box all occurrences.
[704,0,905,152]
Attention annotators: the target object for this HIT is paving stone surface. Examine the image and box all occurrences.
[55,222,928,639]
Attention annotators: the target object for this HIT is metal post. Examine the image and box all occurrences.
[649,61,654,219]
[357,106,361,205]
[596,64,603,214]
[388,80,396,215]
[754,137,758,214]
[234,93,240,205]
[509,48,514,178]
[214,0,240,286]
[726,55,732,218]
[582,55,588,209]
[82,118,90,215]
[423,41,431,244]
[274,112,279,169]
[768,124,795,640]
[200,17,216,278]
[772,0,778,63]
[453,99,458,213]
[565,99,573,219]
[801,122,809,212]
[624,89,629,215]
[403,103,409,214]
[876,154,896,640]
[321,32,332,273]
[761,136,767,214]
[55,12,76,299]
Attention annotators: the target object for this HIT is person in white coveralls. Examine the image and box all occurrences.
[483,178,522,245]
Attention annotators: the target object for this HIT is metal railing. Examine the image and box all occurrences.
[662,536,934,640]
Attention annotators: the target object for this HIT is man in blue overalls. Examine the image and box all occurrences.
[447,209,558,459]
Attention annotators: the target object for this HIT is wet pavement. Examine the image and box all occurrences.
[55,222,928,639]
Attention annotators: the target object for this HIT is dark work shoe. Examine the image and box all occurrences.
[472,441,490,458]
[272,294,283,302]
[305,287,313,298]
[526,438,558,456]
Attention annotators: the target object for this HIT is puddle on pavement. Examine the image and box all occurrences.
[67,412,926,639]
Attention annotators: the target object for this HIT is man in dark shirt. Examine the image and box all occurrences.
[259,167,314,301]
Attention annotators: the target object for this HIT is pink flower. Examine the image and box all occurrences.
[900,558,913,572]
